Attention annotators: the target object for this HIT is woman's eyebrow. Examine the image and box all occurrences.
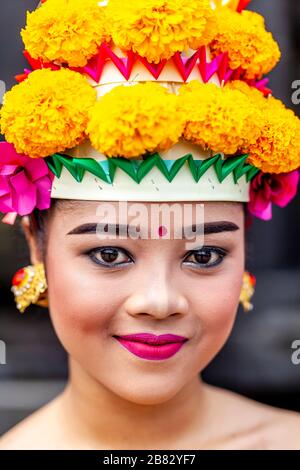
[66,221,239,236]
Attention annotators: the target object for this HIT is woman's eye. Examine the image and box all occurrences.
[87,247,133,267]
[183,246,227,269]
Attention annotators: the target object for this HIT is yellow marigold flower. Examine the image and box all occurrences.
[178,80,263,155]
[225,80,266,102]
[226,81,300,173]
[0,69,96,158]
[87,83,185,158]
[244,99,300,174]
[210,8,281,79]
[105,0,216,64]
[21,0,109,67]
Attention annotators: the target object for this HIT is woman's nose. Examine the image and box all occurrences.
[123,269,189,320]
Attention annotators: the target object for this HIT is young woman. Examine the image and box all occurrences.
[1,199,300,450]
[0,0,300,449]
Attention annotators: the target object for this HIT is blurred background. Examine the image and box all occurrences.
[0,0,300,436]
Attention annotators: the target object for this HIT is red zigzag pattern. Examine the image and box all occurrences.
[16,44,271,96]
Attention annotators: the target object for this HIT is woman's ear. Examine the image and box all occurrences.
[21,216,43,265]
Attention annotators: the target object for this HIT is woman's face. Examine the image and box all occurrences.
[42,200,245,405]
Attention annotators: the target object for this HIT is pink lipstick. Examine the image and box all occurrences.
[114,333,188,361]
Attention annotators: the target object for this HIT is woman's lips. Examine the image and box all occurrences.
[113,333,188,361]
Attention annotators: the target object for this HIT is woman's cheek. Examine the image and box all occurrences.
[46,254,118,343]
[190,273,242,368]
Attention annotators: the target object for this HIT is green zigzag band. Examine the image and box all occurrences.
[45,152,260,185]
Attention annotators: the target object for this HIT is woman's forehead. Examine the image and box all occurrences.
[50,199,243,243]
[55,199,243,218]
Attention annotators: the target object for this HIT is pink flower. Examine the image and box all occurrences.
[0,142,54,218]
[248,170,299,221]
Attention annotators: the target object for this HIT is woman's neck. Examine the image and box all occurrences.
[59,357,211,449]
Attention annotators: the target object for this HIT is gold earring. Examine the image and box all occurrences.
[239,271,256,313]
[11,262,48,313]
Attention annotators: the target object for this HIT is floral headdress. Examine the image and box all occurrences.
[0,0,299,225]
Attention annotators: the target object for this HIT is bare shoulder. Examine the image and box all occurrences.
[0,394,65,450]
[204,383,300,450]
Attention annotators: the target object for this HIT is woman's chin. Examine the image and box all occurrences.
[106,386,182,406]
[90,370,187,405]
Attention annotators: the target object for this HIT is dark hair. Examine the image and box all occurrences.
[28,199,58,263]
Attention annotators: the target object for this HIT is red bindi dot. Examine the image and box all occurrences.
[158,225,167,237]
